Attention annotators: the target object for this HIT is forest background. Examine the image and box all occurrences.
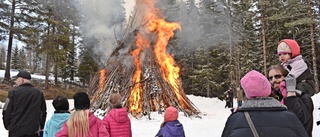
[0,0,319,100]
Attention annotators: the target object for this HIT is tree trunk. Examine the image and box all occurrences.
[3,0,16,83]
[261,7,267,76]
[307,0,319,93]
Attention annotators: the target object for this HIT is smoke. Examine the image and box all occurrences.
[74,0,126,62]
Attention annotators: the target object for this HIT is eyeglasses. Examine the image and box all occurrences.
[268,75,282,81]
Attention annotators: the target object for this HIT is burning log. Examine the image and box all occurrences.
[88,0,201,118]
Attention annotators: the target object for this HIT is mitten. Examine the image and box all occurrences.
[284,74,302,95]
[279,81,287,104]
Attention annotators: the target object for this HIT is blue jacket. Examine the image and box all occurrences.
[156,120,185,137]
[43,112,70,137]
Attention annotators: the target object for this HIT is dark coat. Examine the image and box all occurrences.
[2,83,47,137]
[156,120,185,137]
[284,94,313,137]
[282,68,314,137]
[222,97,308,137]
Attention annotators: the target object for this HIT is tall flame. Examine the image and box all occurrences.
[128,0,191,115]
[149,19,190,110]
[128,33,150,114]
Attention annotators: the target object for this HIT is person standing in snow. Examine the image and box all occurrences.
[43,96,70,137]
[155,106,185,137]
[267,64,314,137]
[235,87,244,107]
[103,93,132,137]
[55,92,109,137]
[222,70,308,137]
[2,70,47,137]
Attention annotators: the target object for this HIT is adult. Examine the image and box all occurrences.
[103,93,132,137]
[222,70,308,137]
[2,70,47,137]
[236,87,244,107]
[267,64,314,137]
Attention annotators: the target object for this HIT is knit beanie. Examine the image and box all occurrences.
[73,92,90,110]
[52,96,69,111]
[164,106,178,122]
[277,39,300,58]
[240,70,271,99]
[109,93,122,108]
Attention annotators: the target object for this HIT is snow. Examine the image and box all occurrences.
[0,69,319,136]
[0,94,319,137]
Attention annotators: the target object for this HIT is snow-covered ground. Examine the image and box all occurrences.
[0,94,319,137]
[0,69,319,136]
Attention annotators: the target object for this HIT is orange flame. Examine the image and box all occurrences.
[149,19,190,110]
[99,69,107,90]
[128,33,150,114]
[129,0,190,115]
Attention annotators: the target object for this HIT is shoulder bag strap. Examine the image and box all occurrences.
[244,112,259,137]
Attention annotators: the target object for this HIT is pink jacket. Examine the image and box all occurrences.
[55,112,109,137]
[103,108,132,137]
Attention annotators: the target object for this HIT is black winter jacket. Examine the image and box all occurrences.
[2,83,47,137]
[222,97,308,137]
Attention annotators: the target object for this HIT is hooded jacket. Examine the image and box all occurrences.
[55,112,109,137]
[103,108,132,137]
[222,97,308,137]
[43,112,70,137]
[155,120,185,137]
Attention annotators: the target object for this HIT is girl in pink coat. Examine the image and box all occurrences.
[55,92,109,137]
[103,93,132,137]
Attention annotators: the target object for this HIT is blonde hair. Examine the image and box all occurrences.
[67,110,90,137]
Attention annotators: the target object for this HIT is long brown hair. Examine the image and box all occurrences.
[67,110,90,137]
[266,64,288,78]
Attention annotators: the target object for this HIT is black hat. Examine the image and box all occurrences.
[52,96,69,111]
[73,92,90,110]
[13,70,31,80]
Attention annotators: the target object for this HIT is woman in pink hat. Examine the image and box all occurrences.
[222,70,308,137]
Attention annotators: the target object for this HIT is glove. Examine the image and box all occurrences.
[284,74,302,95]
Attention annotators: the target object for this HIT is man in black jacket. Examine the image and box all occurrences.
[2,70,47,137]
[267,64,313,137]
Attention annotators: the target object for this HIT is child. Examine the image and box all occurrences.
[55,92,109,137]
[103,93,132,137]
[43,96,70,137]
[277,39,315,96]
[155,106,185,137]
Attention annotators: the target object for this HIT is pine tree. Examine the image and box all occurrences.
[18,48,26,70]
[11,45,19,69]
[78,48,99,86]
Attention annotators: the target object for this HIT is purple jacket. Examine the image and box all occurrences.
[155,120,185,137]
[55,112,109,137]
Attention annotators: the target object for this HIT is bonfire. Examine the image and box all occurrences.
[88,0,201,118]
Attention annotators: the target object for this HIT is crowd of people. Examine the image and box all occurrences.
[1,70,185,137]
[1,38,320,137]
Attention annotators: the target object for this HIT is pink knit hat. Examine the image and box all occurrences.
[240,70,271,99]
[164,106,178,122]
